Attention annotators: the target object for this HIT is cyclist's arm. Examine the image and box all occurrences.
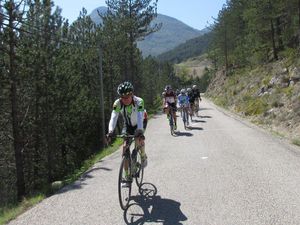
[137,98,145,130]
[108,110,119,133]
[162,97,166,107]
[108,100,121,133]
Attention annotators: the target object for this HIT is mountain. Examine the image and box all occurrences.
[89,6,208,56]
[157,31,213,63]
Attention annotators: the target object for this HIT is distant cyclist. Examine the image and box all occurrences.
[106,81,148,180]
[187,87,195,121]
[162,85,177,130]
[192,84,201,116]
[177,89,190,126]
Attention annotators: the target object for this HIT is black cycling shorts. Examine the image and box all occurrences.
[167,102,177,112]
[125,120,147,135]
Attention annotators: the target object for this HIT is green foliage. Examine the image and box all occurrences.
[0,136,122,225]
[280,48,299,67]
[0,194,45,225]
[209,0,300,69]
[197,68,216,92]
[244,97,269,116]
[282,86,294,98]
[157,32,213,63]
[214,96,228,107]
[0,0,180,208]
[292,138,300,146]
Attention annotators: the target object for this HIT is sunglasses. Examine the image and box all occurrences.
[121,93,133,100]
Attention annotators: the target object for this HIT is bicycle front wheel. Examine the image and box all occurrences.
[118,156,131,210]
[135,151,144,187]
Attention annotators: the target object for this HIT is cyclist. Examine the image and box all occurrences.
[162,85,177,130]
[187,87,195,121]
[192,84,202,116]
[177,89,190,126]
[107,81,147,180]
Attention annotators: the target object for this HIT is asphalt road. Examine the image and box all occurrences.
[8,99,300,225]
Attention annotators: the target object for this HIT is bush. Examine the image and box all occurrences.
[244,97,269,116]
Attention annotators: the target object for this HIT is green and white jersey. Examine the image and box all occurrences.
[108,96,145,133]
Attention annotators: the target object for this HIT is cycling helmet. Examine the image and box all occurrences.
[165,85,171,91]
[180,89,186,94]
[187,87,192,93]
[192,85,197,89]
[117,81,134,96]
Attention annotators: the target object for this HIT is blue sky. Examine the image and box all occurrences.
[53,0,227,30]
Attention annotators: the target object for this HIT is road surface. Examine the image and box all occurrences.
[9,99,300,225]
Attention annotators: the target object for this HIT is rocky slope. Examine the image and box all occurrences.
[206,59,300,145]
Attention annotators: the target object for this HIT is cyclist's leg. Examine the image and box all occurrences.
[134,133,147,168]
[186,106,190,124]
[123,141,130,180]
[181,106,185,122]
[164,104,170,118]
[194,98,199,112]
[171,103,177,126]
[123,126,135,179]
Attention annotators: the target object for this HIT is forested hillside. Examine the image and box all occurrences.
[0,0,186,208]
[205,0,300,144]
[157,32,213,63]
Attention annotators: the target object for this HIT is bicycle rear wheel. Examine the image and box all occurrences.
[118,156,132,210]
[135,150,144,187]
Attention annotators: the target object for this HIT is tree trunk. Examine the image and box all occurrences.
[224,22,229,74]
[275,17,283,50]
[270,19,278,60]
[8,0,25,200]
[298,0,300,48]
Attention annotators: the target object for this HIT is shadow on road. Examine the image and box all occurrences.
[124,183,187,225]
[200,115,212,119]
[191,119,206,123]
[186,126,203,131]
[198,107,214,111]
[56,166,112,194]
[174,131,193,137]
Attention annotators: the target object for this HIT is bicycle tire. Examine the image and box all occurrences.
[118,156,131,210]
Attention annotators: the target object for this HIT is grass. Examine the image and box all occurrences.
[0,194,44,225]
[292,138,300,146]
[0,139,123,225]
[62,138,123,186]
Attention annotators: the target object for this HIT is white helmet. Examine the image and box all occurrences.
[180,89,186,94]
[192,85,197,89]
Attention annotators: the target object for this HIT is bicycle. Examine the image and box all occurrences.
[167,106,176,135]
[117,134,144,210]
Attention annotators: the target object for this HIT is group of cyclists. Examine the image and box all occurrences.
[106,81,201,184]
[162,84,202,129]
